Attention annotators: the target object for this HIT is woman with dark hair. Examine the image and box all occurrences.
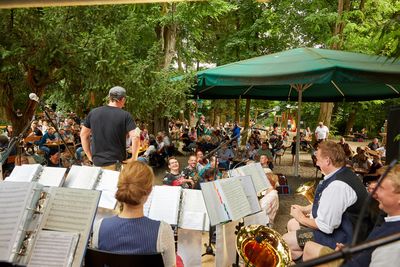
[92,161,176,266]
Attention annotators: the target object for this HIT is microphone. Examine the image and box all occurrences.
[29,93,39,102]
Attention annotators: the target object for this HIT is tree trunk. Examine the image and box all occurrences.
[345,104,358,135]
[234,99,240,123]
[162,3,177,69]
[241,98,251,146]
[318,103,334,128]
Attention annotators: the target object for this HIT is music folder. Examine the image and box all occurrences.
[200,175,260,226]
[63,165,119,209]
[228,162,272,194]
[0,181,101,267]
[143,185,210,231]
[6,164,66,187]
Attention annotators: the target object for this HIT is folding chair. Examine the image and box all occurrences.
[84,248,164,267]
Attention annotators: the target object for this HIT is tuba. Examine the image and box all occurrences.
[236,225,291,267]
[295,180,317,204]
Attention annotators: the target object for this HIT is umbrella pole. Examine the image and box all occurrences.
[293,84,311,177]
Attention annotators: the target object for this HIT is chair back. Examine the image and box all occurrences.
[84,248,164,267]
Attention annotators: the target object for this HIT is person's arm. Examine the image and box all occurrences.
[80,125,92,162]
[290,205,318,229]
[127,128,140,161]
[157,221,176,267]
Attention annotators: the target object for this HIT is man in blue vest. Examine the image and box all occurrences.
[282,141,369,260]
[302,163,400,266]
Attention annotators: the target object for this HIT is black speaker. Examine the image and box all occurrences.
[386,105,400,163]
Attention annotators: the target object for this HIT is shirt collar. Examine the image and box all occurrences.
[323,167,342,181]
[384,215,400,222]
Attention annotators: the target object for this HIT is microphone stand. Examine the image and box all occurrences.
[297,159,398,267]
[34,102,78,164]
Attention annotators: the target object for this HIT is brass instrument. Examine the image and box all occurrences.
[295,181,317,204]
[236,225,291,267]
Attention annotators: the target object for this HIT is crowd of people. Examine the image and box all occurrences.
[0,85,397,267]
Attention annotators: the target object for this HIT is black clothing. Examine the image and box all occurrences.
[84,105,136,166]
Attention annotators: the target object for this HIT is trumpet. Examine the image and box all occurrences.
[295,181,317,204]
[236,225,291,267]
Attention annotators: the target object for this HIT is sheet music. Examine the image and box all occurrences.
[27,230,79,267]
[179,189,209,231]
[200,182,230,226]
[218,179,252,221]
[229,163,271,194]
[0,182,42,262]
[38,167,67,187]
[229,175,260,214]
[6,164,42,182]
[63,166,101,189]
[41,187,100,267]
[147,186,181,225]
[95,169,119,209]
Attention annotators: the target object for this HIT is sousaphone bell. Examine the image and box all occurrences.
[236,225,291,267]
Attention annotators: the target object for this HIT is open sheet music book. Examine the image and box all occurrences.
[228,162,271,194]
[6,164,66,187]
[0,181,101,267]
[200,175,260,226]
[64,165,119,209]
[144,186,210,231]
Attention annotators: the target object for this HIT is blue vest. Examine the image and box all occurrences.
[312,167,368,249]
[343,220,400,267]
[99,216,160,254]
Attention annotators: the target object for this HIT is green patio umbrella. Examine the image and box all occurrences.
[192,48,400,176]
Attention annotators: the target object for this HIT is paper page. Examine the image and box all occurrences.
[63,166,101,189]
[229,175,261,214]
[143,189,154,217]
[0,182,42,262]
[147,186,181,225]
[38,167,67,187]
[27,230,79,267]
[218,179,252,221]
[6,164,42,182]
[200,182,230,226]
[95,169,119,209]
[179,189,209,231]
[41,187,100,267]
[230,163,271,194]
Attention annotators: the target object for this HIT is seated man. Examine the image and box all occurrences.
[282,141,369,260]
[163,157,194,188]
[38,127,58,158]
[368,138,380,151]
[217,143,234,170]
[338,137,353,159]
[257,141,274,170]
[259,154,273,174]
[303,164,400,267]
[181,155,200,189]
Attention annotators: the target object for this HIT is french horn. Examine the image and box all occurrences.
[295,180,317,204]
[236,225,291,267]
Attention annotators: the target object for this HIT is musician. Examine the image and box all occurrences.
[181,155,200,189]
[199,155,222,181]
[259,154,273,173]
[283,141,369,260]
[303,164,400,267]
[259,173,280,226]
[163,157,194,188]
[92,161,176,266]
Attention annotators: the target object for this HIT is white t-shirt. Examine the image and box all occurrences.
[315,125,329,140]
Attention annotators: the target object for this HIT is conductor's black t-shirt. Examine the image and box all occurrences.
[84,105,136,166]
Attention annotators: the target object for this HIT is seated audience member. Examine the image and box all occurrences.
[338,137,353,159]
[217,143,234,170]
[259,173,280,226]
[246,143,258,161]
[92,161,176,266]
[363,155,384,185]
[368,138,380,151]
[352,147,371,170]
[137,137,157,164]
[259,155,273,174]
[257,141,274,169]
[282,141,369,260]
[46,150,63,167]
[303,164,400,267]
[181,155,200,189]
[163,157,194,188]
[38,127,58,158]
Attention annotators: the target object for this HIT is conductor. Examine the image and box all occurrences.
[80,86,140,170]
